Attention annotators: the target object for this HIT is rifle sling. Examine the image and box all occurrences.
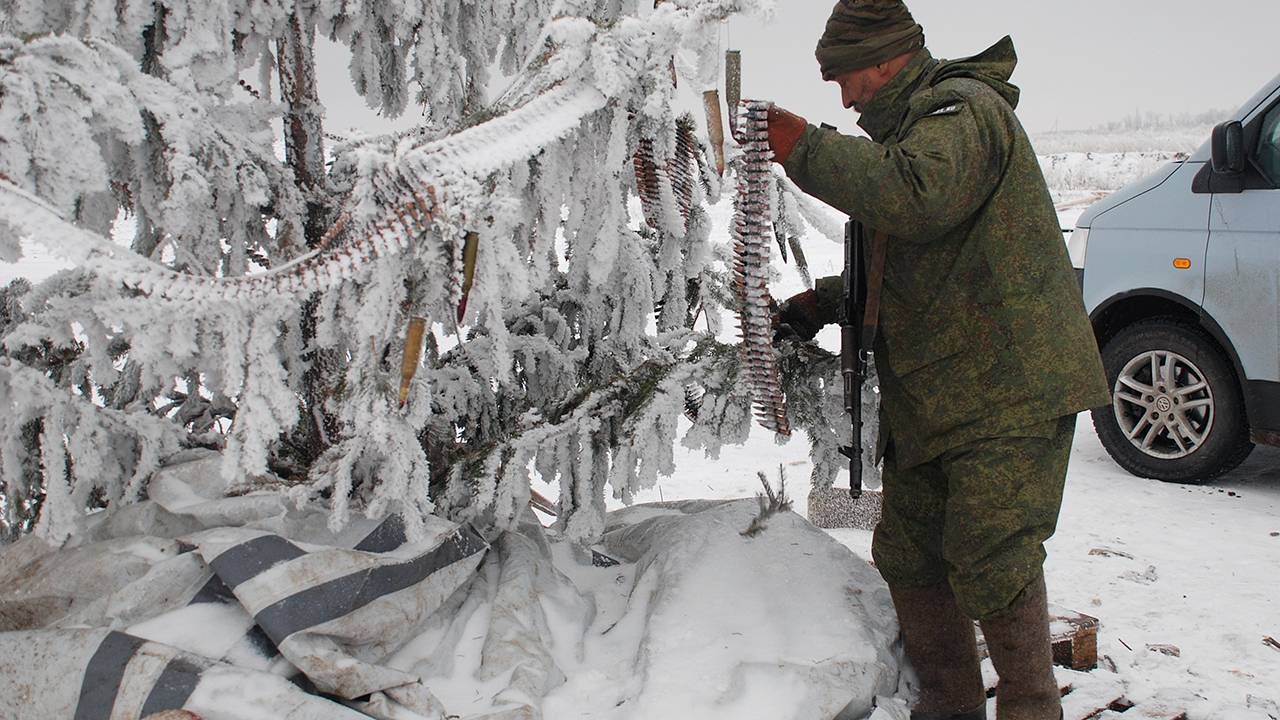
[860,230,889,350]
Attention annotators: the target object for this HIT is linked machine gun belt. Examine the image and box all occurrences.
[731,100,790,437]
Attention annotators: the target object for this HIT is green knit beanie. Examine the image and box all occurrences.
[816,0,926,80]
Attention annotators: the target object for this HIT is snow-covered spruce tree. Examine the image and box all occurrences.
[0,0,856,545]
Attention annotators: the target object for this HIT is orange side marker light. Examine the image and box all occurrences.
[1173,258,1192,270]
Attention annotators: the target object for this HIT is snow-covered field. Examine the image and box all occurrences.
[4,126,1277,718]
[610,176,1280,716]
[619,413,1280,719]
[1032,124,1211,155]
[600,135,1280,717]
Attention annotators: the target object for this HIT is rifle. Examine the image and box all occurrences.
[840,220,865,500]
[840,221,887,501]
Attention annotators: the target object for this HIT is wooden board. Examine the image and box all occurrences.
[1049,604,1100,671]
[976,604,1099,671]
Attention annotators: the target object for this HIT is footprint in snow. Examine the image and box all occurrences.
[1121,564,1159,585]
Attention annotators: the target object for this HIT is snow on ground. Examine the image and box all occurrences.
[606,174,1280,716]
[1032,124,1212,155]
[620,414,1280,718]
[1049,421,1280,718]
[6,127,1277,717]
[1039,152,1187,197]
[596,149,1280,717]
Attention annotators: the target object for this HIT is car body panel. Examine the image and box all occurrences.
[1076,72,1280,442]
[1082,160,1210,315]
[1203,95,1280,383]
[1078,73,1280,230]
[1075,161,1183,230]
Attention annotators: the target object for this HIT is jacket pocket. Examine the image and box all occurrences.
[883,315,1006,426]
[883,313,972,377]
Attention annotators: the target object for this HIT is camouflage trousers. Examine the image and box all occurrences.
[871,414,1076,621]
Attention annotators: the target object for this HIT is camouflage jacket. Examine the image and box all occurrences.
[783,37,1109,469]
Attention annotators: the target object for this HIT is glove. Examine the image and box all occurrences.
[767,106,808,165]
[773,289,825,345]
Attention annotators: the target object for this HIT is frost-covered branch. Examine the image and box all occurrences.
[0,0,788,543]
[0,357,185,541]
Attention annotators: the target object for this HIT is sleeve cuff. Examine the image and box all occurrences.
[813,274,844,324]
[781,124,826,189]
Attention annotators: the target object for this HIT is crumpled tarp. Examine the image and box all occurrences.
[1,454,904,720]
[589,500,902,719]
[0,451,487,719]
[407,499,905,720]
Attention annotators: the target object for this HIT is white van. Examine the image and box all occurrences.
[1069,73,1280,482]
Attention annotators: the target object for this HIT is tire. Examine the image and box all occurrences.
[1091,317,1254,483]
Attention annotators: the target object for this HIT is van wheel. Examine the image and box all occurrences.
[1092,318,1254,483]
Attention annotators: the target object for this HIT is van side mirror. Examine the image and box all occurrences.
[1212,121,1246,174]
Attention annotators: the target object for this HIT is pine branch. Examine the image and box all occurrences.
[741,466,793,538]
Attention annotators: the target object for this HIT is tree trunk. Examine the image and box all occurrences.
[276,12,340,472]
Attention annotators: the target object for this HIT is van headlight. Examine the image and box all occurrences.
[1067,227,1089,269]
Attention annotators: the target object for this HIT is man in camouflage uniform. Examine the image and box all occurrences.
[767,2,1110,719]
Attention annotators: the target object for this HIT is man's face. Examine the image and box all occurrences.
[832,65,888,113]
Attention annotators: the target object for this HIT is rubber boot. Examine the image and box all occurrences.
[888,582,988,720]
[978,574,1062,720]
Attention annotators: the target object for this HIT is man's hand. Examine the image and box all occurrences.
[767,106,808,165]
[773,289,825,344]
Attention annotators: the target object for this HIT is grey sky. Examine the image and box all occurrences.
[726,1,1280,134]
[318,1,1280,137]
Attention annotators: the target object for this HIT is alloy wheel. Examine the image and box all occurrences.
[1112,349,1215,460]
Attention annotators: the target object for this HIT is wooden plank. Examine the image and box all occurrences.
[976,605,1099,671]
[1049,604,1100,671]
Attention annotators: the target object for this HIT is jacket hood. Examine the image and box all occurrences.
[931,35,1021,109]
